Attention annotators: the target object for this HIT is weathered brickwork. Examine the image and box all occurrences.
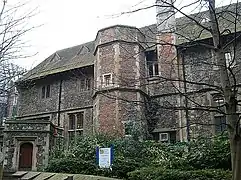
[94,25,147,137]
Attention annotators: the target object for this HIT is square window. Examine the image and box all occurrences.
[103,74,112,87]
[159,133,169,142]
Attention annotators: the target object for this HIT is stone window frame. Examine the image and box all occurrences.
[122,120,133,137]
[41,85,51,99]
[145,50,159,77]
[102,73,113,87]
[67,111,85,142]
[79,78,92,92]
[159,132,169,142]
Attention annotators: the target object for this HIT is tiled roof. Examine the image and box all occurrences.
[20,41,95,81]
[20,2,241,81]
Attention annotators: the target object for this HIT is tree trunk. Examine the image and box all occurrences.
[231,135,241,180]
[208,0,241,179]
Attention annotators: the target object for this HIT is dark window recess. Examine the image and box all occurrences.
[68,112,84,130]
[41,86,45,99]
[104,74,111,86]
[215,116,227,133]
[124,121,133,136]
[69,114,75,130]
[86,78,91,90]
[46,85,50,98]
[145,50,159,77]
[154,63,159,75]
[80,78,92,91]
[41,85,51,99]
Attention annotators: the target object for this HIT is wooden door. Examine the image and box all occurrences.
[19,143,33,170]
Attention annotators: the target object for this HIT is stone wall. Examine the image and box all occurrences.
[94,25,148,137]
[3,119,55,172]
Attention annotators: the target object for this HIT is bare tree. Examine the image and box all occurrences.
[0,0,35,123]
[0,0,36,178]
[105,0,241,179]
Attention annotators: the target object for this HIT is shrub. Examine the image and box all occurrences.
[128,167,232,180]
[46,133,231,179]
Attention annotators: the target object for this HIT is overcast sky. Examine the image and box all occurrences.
[12,0,156,69]
[12,0,236,70]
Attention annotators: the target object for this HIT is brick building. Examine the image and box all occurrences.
[3,1,241,172]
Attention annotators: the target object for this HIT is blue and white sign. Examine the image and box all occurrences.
[96,145,114,168]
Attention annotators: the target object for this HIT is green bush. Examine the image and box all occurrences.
[128,167,232,180]
[46,133,231,179]
[186,134,231,170]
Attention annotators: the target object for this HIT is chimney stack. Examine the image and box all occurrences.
[156,0,176,33]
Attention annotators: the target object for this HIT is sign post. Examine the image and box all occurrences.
[96,145,113,169]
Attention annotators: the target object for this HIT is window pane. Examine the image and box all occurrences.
[214,116,226,133]
[46,85,50,98]
[148,64,153,77]
[86,78,91,90]
[69,114,75,130]
[80,79,85,91]
[225,52,232,66]
[76,112,83,129]
[154,63,159,75]
[76,130,83,136]
[104,75,111,86]
[41,86,45,99]
[69,131,75,141]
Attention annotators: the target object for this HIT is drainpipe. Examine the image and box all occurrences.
[57,80,63,126]
[181,50,190,142]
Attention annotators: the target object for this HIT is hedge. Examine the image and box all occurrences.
[128,167,232,180]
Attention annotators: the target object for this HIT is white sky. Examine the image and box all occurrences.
[14,0,156,69]
[12,0,235,70]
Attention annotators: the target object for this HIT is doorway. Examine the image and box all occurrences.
[19,142,33,171]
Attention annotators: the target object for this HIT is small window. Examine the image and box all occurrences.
[145,50,159,77]
[86,78,91,90]
[213,94,225,111]
[41,85,51,99]
[41,86,45,99]
[69,114,75,130]
[46,85,50,98]
[159,133,169,142]
[80,79,85,91]
[79,78,92,91]
[103,74,112,87]
[124,121,133,136]
[225,52,235,67]
[214,116,226,133]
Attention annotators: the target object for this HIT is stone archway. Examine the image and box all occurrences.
[18,142,33,171]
